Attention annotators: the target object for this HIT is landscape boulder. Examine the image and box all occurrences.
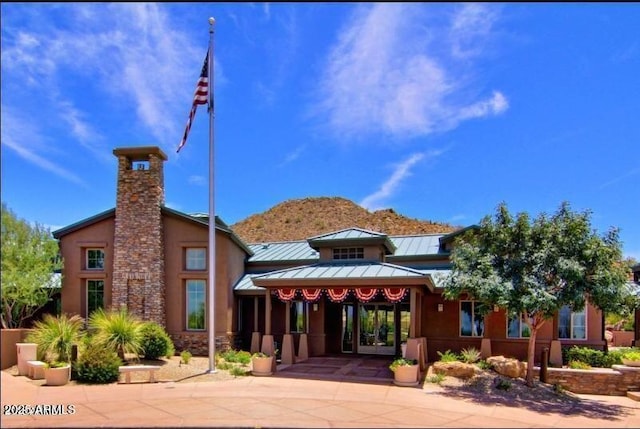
[487,355,526,378]
[432,361,478,379]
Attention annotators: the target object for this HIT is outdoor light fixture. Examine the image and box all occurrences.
[494,305,499,312]
[313,303,319,312]
[437,303,444,312]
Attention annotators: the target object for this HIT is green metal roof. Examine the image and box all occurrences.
[307,228,397,254]
[247,233,449,263]
[251,261,428,282]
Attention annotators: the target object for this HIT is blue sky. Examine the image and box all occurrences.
[1,3,639,259]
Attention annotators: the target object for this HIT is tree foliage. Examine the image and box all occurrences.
[1,203,62,328]
[443,201,630,386]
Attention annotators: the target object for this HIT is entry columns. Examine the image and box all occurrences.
[261,290,276,372]
[250,296,261,354]
[281,301,295,364]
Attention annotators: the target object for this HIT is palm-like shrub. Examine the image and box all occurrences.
[88,308,143,361]
[26,314,84,364]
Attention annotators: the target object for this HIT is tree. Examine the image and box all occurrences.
[1,203,61,328]
[443,201,630,387]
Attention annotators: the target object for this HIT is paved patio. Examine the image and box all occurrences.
[2,367,640,428]
[277,355,395,384]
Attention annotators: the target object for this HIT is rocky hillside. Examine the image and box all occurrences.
[230,197,459,243]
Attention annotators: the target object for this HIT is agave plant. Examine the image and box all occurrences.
[26,313,85,364]
[88,307,143,361]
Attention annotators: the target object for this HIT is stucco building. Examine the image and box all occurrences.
[53,146,607,366]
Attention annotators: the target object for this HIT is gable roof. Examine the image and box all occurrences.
[307,227,396,254]
[52,206,253,256]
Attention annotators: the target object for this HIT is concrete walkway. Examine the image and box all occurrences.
[2,370,639,428]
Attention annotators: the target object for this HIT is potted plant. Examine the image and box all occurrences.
[389,357,419,387]
[25,314,84,386]
[251,351,275,376]
[621,350,640,367]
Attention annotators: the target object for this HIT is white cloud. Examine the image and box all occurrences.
[360,152,426,211]
[315,3,507,140]
[279,145,306,167]
[1,107,88,188]
[188,175,207,186]
[1,3,208,153]
[450,3,500,59]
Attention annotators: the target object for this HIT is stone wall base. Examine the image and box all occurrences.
[534,365,640,396]
[170,332,237,357]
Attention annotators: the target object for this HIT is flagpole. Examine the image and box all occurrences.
[207,16,217,374]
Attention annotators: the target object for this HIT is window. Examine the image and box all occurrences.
[507,313,531,338]
[87,280,104,317]
[290,301,305,333]
[333,247,364,260]
[87,249,105,270]
[186,248,206,270]
[460,301,484,337]
[558,305,586,340]
[186,280,206,330]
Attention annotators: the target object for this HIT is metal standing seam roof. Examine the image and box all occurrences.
[247,234,448,263]
[307,228,389,241]
[389,235,444,257]
[251,262,430,282]
[247,241,319,262]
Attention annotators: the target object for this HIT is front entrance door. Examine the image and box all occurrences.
[358,303,395,355]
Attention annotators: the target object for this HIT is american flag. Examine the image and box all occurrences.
[177,52,209,153]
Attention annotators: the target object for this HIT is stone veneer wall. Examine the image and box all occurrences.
[170,333,239,356]
[533,365,640,396]
[112,149,166,326]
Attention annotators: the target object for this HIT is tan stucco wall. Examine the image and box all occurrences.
[421,292,605,363]
[162,215,247,343]
[59,216,115,319]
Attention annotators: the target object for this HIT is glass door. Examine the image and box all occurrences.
[341,304,354,353]
[358,303,395,355]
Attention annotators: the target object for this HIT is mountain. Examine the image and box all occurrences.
[230,197,460,243]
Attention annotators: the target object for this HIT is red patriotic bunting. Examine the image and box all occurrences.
[382,287,407,303]
[327,288,350,303]
[276,288,297,302]
[355,288,378,302]
[301,289,322,302]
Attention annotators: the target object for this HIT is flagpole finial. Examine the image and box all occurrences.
[209,17,215,26]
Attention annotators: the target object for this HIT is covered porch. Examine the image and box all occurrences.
[235,261,445,373]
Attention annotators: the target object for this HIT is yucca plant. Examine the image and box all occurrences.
[88,307,143,361]
[26,313,85,364]
[460,347,481,364]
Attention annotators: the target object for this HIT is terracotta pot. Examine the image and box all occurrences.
[393,364,419,387]
[251,356,274,376]
[622,359,640,367]
[44,365,71,386]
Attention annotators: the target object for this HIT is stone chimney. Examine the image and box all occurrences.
[111,146,168,326]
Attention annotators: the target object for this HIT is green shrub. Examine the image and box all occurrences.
[564,346,623,368]
[426,373,446,384]
[460,347,481,364]
[568,360,591,370]
[623,350,640,362]
[75,342,122,384]
[139,322,173,360]
[437,349,459,362]
[389,357,417,372]
[494,377,512,391]
[217,361,232,370]
[165,340,175,358]
[476,359,493,370]
[229,366,249,377]
[180,350,192,364]
[89,308,143,360]
[221,349,252,365]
